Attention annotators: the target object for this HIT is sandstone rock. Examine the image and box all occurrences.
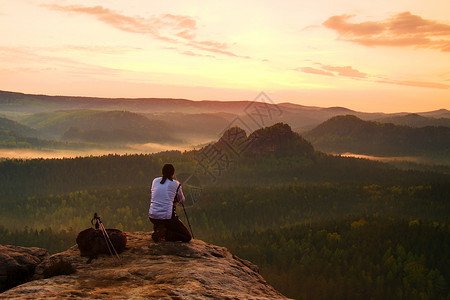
[0,244,49,293]
[0,232,289,299]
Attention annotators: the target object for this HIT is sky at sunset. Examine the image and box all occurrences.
[1,0,449,112]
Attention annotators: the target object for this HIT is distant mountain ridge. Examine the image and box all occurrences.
[0,90,254,114]
[376,113,450,128]
[1,90,448,123]
[304,115,450,157]
[0,90,449,153]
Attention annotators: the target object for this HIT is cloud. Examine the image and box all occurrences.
[296,61,447,90]
[295,67,335,76]
[64,45,142,54]
[323,12,450,52]
[43,4,247,58]
[0,46,123,76]
[42,4,192,41]
[193,40,228,49]
[181,50,214,58]
[321,65,367,78]
[295,64,366,78]
[301,25,322,31]
[176,30,196,40]
[324,15,384,36]
[188,43,251,59]
[160,14,197,30]
[377,80,450,89]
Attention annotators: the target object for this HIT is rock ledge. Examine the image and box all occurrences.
[0,245,49,293]
[0,232,288,299]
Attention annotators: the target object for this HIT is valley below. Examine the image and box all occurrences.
[1,91,449,299]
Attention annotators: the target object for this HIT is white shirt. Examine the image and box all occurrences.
[148,177,185,220]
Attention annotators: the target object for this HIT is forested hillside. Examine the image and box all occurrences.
[21,110,181,144]
[0,116,98,149]
[216,217,450,299]
[376,113,450,128]
[0,117,39,137]
[304,115,450,157]
[0,123,449,299]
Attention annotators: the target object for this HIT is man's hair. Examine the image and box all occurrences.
[160,164,175,184]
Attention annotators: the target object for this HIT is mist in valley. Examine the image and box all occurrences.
[1,91,449,299]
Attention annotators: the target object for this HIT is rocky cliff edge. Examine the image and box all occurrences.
[0,232,288,299]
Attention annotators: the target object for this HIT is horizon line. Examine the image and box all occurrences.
[0,89,448,115]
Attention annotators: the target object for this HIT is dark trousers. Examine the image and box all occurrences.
[149,216,192,242]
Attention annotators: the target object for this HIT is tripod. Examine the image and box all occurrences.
[91,213,121,264]
[181,202,195,239]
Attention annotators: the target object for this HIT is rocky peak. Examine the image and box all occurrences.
[209,123,314,159]
[218,126,248,148]
[0,232,288,299]
[245,123,314,157]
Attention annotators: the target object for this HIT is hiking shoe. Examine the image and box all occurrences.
[152,226,167,242]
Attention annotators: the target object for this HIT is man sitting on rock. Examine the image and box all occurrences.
[148,164,192,243]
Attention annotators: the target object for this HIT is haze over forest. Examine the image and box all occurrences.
[1,90,449,165]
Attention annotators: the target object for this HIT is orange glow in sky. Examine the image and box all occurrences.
[0,0,449,112]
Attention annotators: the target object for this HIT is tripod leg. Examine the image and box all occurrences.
[182,203,194,239]
[99,223,121,263]
[99,224,115,258]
